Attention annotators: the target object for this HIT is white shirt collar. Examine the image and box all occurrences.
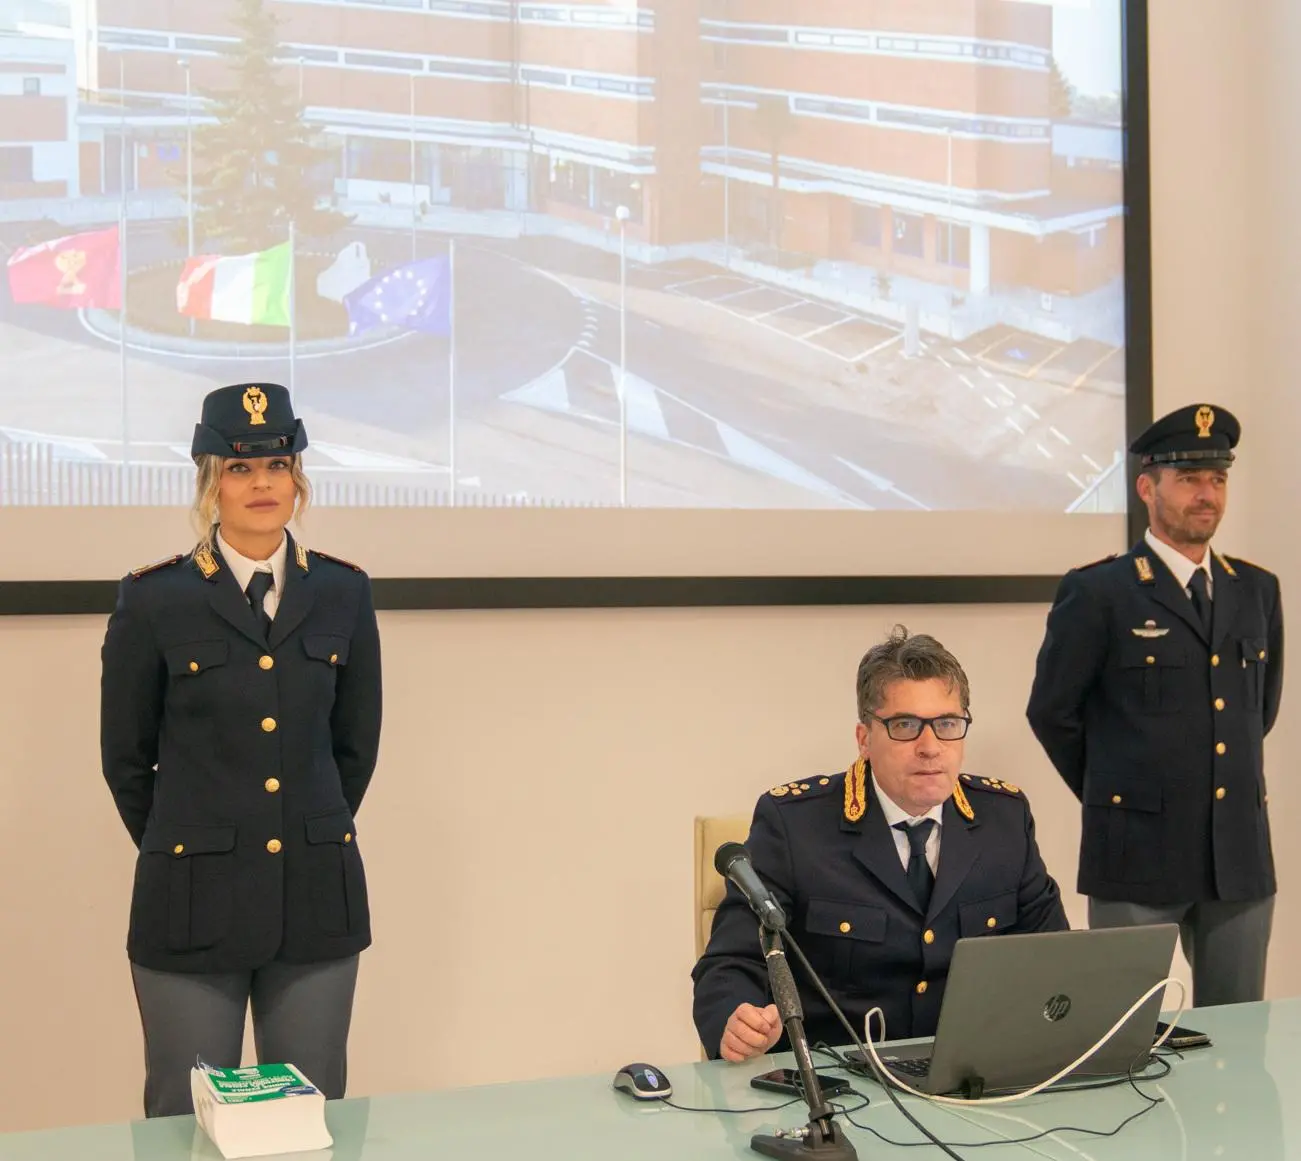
[217,528,288,596]
[871,772,945,830]
[1144,527,1213,592]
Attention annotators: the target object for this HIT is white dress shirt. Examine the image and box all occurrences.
[872,774,944,875]
[1144,527,1214,600]
[217,529,287,619]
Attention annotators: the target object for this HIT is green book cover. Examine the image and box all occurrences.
[197,1062,320,1105]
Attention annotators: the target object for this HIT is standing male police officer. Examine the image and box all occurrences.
[1027,403,1283,1006]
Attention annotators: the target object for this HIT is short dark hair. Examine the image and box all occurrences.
[855,625,971,722]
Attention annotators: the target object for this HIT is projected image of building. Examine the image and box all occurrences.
[0,0,1129,512]
[74,0,1120,313]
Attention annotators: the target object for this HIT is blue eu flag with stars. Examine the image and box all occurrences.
[343,255,451,337]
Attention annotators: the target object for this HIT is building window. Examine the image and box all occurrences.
[594,170,642,222]
[852,204,882,247]
[0,146,34,181]
[548,159,591,209]
[937,223,970,267]
[893,212,924,258]
[23,77,40,96]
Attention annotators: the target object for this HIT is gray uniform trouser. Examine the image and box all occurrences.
[1088,897,1274,1008]
[130,955,360,1118]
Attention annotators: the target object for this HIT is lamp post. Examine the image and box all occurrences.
[180,57,193,259]
[409,70,417,259]
[615,203,630,506]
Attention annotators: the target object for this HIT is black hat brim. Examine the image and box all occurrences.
[1140,449,1235,470]
[191,418,309,461]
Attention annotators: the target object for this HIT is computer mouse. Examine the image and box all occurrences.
[612,1062,672,1100]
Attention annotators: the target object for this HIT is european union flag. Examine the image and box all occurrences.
[343,255,451,337]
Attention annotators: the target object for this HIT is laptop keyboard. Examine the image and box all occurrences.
[886,1058,931,1078]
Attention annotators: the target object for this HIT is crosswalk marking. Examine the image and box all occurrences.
[502,349,862,506]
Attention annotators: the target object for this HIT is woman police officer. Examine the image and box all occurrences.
[99,382,382,1118]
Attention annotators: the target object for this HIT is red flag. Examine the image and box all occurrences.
[6,225,122,309]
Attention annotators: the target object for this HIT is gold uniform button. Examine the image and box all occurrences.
[986,917,997,930]
[1211,654,1220,667]
[1259,650,1267,660]
[923,930,935,945]
[330,653,339,665]
[819,777,830,786]
[1216,742,1227,755]
[261,717,277,733]
[1215,787,1227,801]
[266,838,282,854]
[1215,698,1225,711]
[188,661,199,673]
[259,655,274,670]
[1145,655,1155,665]
[344,833,352,843]
[264,778,280,793]
[1112,794,1122,805]
[839,921,852,934]
[916,981,928,995]
[173,843,184,855]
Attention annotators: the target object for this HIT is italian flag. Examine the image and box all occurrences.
[176,241,292,326]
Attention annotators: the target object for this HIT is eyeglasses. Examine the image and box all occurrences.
[864,712,972,742]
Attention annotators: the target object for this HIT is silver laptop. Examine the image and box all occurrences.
[863,925,1179,1096]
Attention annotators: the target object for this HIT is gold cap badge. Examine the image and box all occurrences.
[243,386,268,426]
[1195,405,1215,438]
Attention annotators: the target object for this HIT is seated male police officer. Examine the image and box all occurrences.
[692,627,1068,1061]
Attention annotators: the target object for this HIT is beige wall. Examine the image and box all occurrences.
[0,0,1295,1133]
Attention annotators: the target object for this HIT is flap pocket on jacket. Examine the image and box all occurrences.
[304,808,355,845]
[805,899,887,943]
[959,890,1018,938]
[163,640,229,677]
[1084,782,1162,813]
[142,823,237,857]
[303,634,350,667]
[1241,637,1268,665]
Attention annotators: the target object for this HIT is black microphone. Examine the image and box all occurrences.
[714,841,787,931]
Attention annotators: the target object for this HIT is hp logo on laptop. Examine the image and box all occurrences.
[1043,994,1072,1022]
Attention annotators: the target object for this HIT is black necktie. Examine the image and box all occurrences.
[1188,568,1212,636]
[895,819,937,912]
[245,571,274,641]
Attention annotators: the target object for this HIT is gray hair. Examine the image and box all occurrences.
[855,625,971,721]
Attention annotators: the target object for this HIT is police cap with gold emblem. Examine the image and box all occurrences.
[1129,403,1239,470]
[191,382,308,461]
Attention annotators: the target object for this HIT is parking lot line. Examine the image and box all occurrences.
[798,315,854,340]
[1071,346,1120,389]
[713,286,772,303]
[663,275,730,293]
[849,333,903,361]
[752,300,806,321]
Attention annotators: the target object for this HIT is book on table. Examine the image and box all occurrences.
[190,1060,333,1159]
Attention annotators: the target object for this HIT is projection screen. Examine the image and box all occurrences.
[0,0,1150,602]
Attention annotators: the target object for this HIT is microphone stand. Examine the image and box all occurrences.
[750,925,857,1160]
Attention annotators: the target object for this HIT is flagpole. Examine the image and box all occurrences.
[288,219,297,406]
[118,51,130,501]
[119,199,129,501]
[448,236,456,506]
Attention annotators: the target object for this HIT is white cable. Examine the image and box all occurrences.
[859,976,1187,1106]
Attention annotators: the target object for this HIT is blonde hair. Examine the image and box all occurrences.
[190,453,313,555]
